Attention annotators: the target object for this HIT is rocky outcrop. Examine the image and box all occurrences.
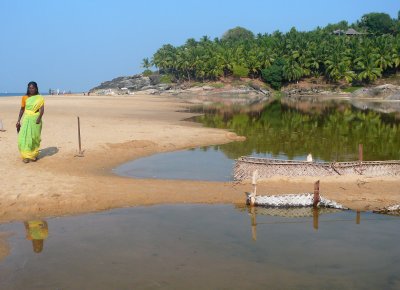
[90,74,271,101]
[283,84,400,103]
[90,74,172,95]
[284,87,325,97]
[351,99,400,113]
[350,85,400,113]
[352,84,400,100]
[283,87,346,100]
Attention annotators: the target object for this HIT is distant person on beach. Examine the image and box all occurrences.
[16,81,45,163]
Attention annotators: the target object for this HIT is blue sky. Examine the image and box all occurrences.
[0,0,398,92]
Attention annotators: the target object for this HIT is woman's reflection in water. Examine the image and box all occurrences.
[24,221,48,253]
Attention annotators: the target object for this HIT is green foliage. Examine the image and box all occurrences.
[342,86,363,93]
[160,74,173,84]
[324,52,355,83]
[209,83,225,88]
[141,57,152,69]
[283,57,303,82]
[142,69,153,77]
[359,12,395,35]
[149,15,400,86]
[261,58,285,89]
[222,26,254,42]
[324,20,349,32]
[355,51,382,82]
[394,21,400,35]
[232,64,249,78]
[273,91,283,100]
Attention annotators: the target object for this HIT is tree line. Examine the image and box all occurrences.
[142,12,400,89]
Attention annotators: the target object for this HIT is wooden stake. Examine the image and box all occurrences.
[356,210,361,224]
[250,170,258,206]
[358,144,364,175]
[0,119,5,132]
[313,180,320,207]
[313,207,319,230]
[250,206,257,241]
[75,116,84,157]
[78,117,82,151]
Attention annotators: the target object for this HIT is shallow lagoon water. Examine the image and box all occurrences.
[0,205,399,289]
[114,147,236,181]
[193,100,400,162]
[115,99,400,181]
[114,147,308,181]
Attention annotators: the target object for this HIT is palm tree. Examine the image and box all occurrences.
[391,37,400,70]
[141,57,151,70]
[148,22,398,86]
[152,44,177,74]
[244,45,262,78]
[218,45,235,77]
[392,47,400,70]
[283,51,303,81]
[355,51,382,82]
[374,36,394,71]
[324,51,355,83]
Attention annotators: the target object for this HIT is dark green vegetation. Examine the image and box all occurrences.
[194,101,400,161]
[358,12,400,35]
[144,12,400,89]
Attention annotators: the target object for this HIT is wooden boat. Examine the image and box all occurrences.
[234,156,400,181]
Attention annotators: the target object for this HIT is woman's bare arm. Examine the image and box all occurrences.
[16,107,24,128]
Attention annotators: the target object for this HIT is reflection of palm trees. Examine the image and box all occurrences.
[196,101,400,161]
[24,220,48,254]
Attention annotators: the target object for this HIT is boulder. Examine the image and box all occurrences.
[352,84,400,99]
[89,74,271,99]
[90,74,153,93]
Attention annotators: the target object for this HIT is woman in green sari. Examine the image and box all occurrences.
[16,82,45,163]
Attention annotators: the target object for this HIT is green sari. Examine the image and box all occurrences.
[18,95,44,160]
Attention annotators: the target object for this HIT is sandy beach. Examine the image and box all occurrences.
[0,94,400,226]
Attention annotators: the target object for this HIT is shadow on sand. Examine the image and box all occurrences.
[39,147,59,159]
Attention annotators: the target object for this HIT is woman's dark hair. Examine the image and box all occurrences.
[26,81,39,96]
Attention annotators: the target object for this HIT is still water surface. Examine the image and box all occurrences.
[0,205,399,289]
[114,148,236,181]
[115,99,400,181]
[192,100,400,162]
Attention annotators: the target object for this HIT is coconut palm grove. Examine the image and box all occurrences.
[143,12,400,89]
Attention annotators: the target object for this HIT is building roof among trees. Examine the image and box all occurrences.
[345,28,362,35]
[332,28,363,35]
